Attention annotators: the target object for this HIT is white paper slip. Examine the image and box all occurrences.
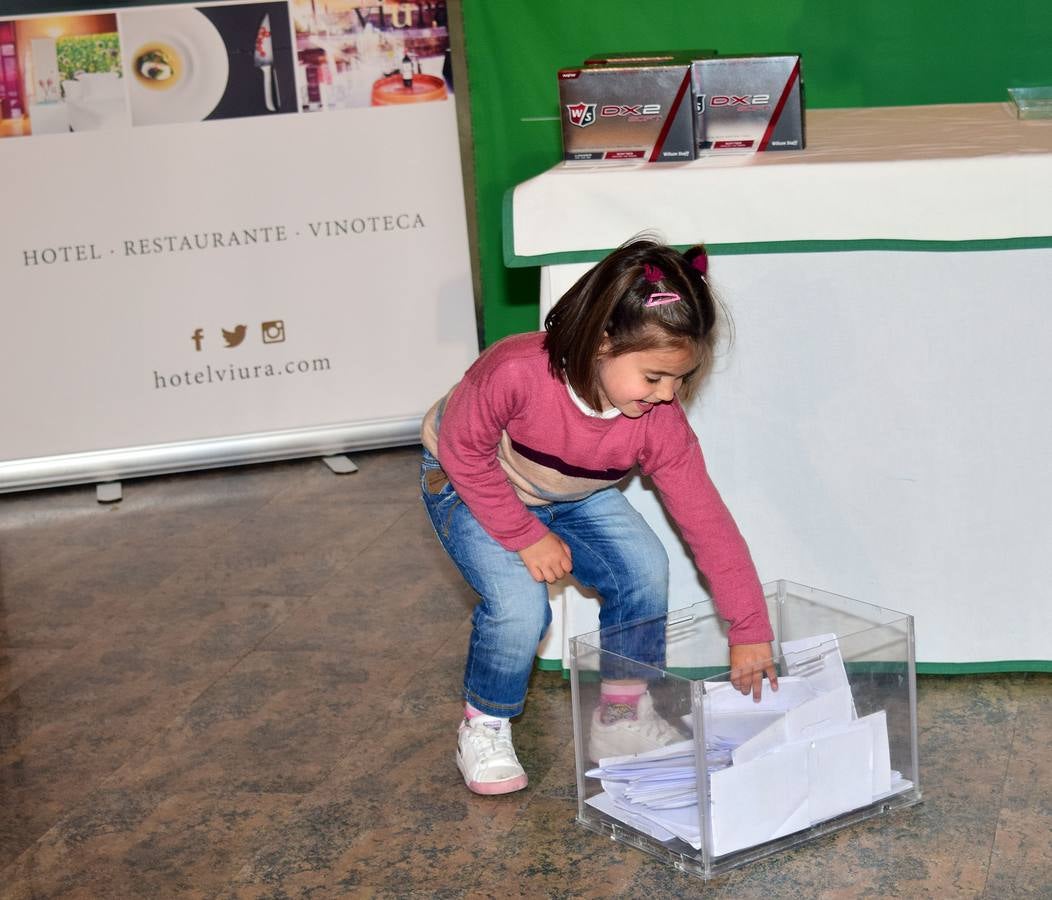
[860,709,892,796]
[709,740,811,857]
[589,738,696,772]
[804,720,877,822]
[876,773,914,801]
[692,676,817,749]
[700,675,817,713]
[603,781,703,848]
[731,684,855,765]
[625,785,699,809]
[780,633,854,704]
[585,790,679,844]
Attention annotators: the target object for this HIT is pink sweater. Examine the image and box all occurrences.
[421,332,773,645]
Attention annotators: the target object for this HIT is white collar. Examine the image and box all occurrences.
[566,381,621,419]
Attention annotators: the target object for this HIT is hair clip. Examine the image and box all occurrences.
[643,263,665,283]
[645,292,680,307]
[690,250,708,277]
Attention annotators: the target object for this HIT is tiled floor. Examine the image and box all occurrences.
[0,446,1049,898]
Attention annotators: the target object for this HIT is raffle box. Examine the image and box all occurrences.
[570,580,921,878]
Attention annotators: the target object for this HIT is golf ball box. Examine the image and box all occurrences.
[558,61,697,164]
[692,54,804,153]
[583,49,717,66]
[558,52,805,163]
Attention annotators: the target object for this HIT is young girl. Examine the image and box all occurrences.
[420,238,777,795]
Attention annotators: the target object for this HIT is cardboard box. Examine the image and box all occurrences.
[691,54,805,153]
[558,61,697,163]
[584,49,716,66]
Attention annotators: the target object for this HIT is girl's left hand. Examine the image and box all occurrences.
[729,642,779,702]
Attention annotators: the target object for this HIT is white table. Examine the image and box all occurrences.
[509,104,1052,671]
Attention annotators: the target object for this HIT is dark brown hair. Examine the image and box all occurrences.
[543,237,722,411]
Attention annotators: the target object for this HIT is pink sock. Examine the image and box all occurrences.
[599,681,647,723]
[600,681,647,703]
[465,702,500,721]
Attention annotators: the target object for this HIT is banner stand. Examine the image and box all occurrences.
[321,455,359,476]
[0,416,420,495]
[1,3,477,495]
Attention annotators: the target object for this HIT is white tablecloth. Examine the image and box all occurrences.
[509,103,1052,260]
[509,104,1052,670]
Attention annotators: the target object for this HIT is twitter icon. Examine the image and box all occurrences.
[222,325,247,348]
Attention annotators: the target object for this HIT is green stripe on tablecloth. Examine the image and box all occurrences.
[535,657,566,672]
[916,659,1052,674]
[502,192,1052,267]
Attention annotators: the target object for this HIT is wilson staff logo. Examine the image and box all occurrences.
[566,102,596,127]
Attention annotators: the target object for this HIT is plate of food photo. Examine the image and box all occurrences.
[120,7,229,125]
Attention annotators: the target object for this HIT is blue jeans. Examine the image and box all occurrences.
[420,449,668,718]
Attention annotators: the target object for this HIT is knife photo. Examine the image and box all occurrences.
[254,14,279,112]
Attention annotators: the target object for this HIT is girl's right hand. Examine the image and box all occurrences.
[729,642,779,702]
[518,532,573,583]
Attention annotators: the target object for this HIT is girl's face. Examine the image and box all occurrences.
[595,339,700,418]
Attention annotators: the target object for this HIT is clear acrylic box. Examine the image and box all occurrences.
[569,580,922,878]
[1008,86,1052,119]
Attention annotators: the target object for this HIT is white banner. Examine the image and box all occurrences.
[0,2,477,490]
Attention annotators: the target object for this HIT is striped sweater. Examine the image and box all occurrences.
[420,332,772,644]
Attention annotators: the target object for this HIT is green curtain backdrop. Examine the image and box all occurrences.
[461,0,1052,345]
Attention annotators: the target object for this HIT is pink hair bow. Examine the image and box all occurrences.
[643,263,664,283]
[643,262,680,305]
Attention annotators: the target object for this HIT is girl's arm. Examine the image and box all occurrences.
[647,438,774,644]
[435,366,552,554]
[643,405,777,698]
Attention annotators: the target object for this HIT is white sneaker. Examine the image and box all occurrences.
[456,715,528,795]
[587,692,683,762]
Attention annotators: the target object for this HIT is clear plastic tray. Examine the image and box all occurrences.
[1008,86,1052,120]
